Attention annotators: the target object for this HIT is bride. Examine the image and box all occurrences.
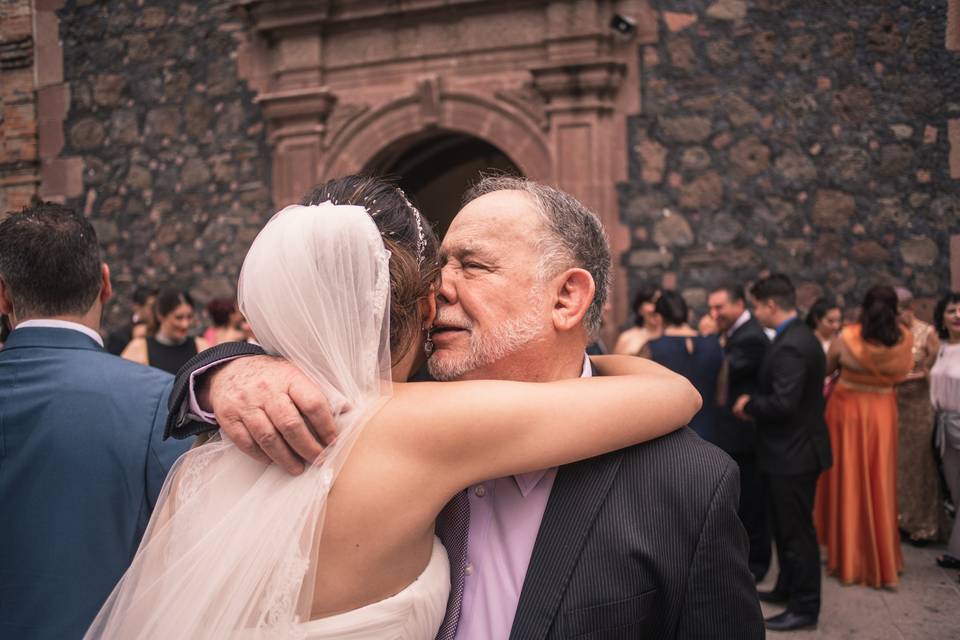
[86,176,701,639]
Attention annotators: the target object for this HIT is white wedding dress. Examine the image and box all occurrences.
[297,537,449,639]
[86,203,450,639]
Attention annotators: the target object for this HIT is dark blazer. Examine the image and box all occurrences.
[714,316,770,455]
[167,344,764,638]
[745,318,832,476]
[0,327,189,640]
[508,428,764,639]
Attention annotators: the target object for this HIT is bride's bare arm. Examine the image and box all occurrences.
[376,356,701,495]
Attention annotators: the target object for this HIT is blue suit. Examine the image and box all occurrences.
[0,327,190,639]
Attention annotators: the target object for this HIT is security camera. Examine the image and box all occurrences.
[610,13,637,37]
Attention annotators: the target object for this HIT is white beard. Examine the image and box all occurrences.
[428,305,545,381]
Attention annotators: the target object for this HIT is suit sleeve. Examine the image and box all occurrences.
[743,343,806,421]
[675,460,765,639]
[726,333,766,385]
[163,341,268,440]
[147,378,191,509]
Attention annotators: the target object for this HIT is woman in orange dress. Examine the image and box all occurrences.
[814,285,913,588]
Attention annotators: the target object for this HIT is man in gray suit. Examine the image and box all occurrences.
[0,203,189,639]
[168,177,764,638]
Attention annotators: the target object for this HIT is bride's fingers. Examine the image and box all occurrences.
[264,394,326,464]
[242,408,305,475]
[288,376,337,448]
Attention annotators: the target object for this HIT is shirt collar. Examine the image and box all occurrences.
[16,319,105,347]
[775,315,798,338]
[725,310,751,338]
[512,354,593,496]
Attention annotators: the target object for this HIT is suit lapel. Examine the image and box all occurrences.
[509,450,625,640]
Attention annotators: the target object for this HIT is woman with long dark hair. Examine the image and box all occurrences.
[805,297,842,355]
[814,285,913,588]
[930,292,960,574]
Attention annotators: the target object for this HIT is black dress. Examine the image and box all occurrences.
[146,336,198,375]
[646,335,724,445]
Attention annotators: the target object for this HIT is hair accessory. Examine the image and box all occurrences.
[397,189,426,266]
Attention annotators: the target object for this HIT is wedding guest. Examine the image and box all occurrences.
[0,203,188,639]
[733,274,831,631]
[203,297,244,346]
[931,292,960,573]
[105,285,157,355]
[122,288,209,374]
[643,291,724,445]
[806,297,842,355]
[814,285,913,588]
[613,285,661,355]
[895,287,942,545]
[708,284,772,582]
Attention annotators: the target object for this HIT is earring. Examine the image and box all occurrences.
[424,326,434,358]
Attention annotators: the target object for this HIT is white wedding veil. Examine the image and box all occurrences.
[86,203,393,638]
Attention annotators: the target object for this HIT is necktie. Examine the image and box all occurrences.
[434,489,470,640]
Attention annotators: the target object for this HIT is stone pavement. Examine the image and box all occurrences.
[758,543,960,639]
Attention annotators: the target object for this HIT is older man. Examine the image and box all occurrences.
[168,177,763,638]
[708,285,771,583]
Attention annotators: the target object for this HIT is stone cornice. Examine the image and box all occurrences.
[255,87,337,143]
[531,60,626,110]
[236,0,544,37]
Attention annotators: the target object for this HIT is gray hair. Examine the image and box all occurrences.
[462,175,611,337]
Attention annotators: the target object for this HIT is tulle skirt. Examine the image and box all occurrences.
[814,382,903,588]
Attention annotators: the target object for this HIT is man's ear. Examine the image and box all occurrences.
[552,268,595,332]
[0,278,13,316]
[99,263,113,306]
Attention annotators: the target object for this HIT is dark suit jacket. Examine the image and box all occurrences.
[167,343,764,638]
[509,428,764,639]
[745,318,832,476]
[0,327,189,640]
[714,316,769,455]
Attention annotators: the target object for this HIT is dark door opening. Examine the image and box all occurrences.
[367,132,521,238]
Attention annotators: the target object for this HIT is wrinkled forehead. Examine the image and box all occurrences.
[442,190,544,256]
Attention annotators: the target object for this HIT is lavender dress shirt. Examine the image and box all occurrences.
[455,356,591,640]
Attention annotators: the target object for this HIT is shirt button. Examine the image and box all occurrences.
[474,485,487,497]
[464,563,474,576]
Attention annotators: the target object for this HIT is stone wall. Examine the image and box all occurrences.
[624,0,960,315]
[0,0,38,213]
[58,0,272,329]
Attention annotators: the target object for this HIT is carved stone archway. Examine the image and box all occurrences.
[235,0,657,345]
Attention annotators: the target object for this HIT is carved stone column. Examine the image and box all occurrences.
[533,61,630,345]
[236,0,332,207]
[257,88,335,207]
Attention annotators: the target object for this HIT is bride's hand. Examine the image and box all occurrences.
[205,355,337,475]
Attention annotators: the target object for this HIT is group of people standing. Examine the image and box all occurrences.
[99,287,253,374]
[612,276,960,630]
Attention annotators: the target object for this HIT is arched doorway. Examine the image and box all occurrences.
[366,132,521,238]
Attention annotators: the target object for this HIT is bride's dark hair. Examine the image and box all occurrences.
[301,175,441,364]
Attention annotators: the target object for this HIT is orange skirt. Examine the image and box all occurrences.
[814,383,902,587]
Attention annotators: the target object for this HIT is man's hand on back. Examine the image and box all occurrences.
[204,355,337,475]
